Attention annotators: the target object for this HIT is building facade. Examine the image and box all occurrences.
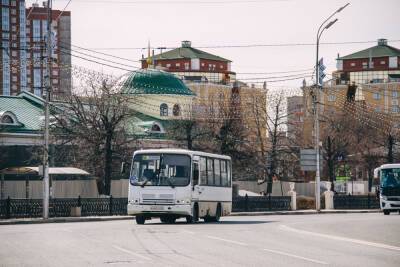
[335,39,400,85]
[0,1,71,97]
[141,41,236,84]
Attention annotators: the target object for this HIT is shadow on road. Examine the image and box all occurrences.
[145,220,276,225]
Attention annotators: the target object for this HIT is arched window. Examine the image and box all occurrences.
[151,124,161,132]
[1,115,14,124]
[160,103,168,116]
[173,104,180,116]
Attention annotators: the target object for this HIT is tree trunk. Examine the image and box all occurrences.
[104,131,113,195]
[327,136,335,191]
[387,134,394,163]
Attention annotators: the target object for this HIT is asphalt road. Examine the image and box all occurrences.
[0,213,399,267]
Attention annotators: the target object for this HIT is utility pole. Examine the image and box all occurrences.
[43,0,52,219]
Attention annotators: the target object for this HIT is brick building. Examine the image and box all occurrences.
[334,39,400,85]
[142,40,236,84]
[0,1,71,97]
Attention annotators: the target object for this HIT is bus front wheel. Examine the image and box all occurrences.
[136,215,146,224]
[186,204,199,223]
[383,210,390,215]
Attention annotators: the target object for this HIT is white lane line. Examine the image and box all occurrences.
[112,245,152,261]
[206,235,248,246]
[280,225,400,252]
[181,230,195,235]
[263,248,328,265]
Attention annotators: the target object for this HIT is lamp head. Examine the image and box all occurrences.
[337,3,350,13]
[325,18,338,29]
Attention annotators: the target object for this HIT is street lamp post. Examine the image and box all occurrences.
[314,3,349,211]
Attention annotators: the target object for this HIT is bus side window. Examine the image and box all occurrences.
[200,157,207,185]
[221,160,228,186]
[214,159,221,186]
[227,161,232,187]
[193,162,199,186]
[207,158,214,185]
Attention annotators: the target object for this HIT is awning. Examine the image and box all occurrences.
[1,167,90,175]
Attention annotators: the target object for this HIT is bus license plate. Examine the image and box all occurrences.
[150,205,164,211]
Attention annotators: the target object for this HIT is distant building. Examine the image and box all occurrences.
[0,1,71,97]
[335,39,400,85]
[286,95,304,139]
[26,2,71,97]
[141,40,236,84]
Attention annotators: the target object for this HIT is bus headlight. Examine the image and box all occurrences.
[380,195,388,201]
[176,199,191,204]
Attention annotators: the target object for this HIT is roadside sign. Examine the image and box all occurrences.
[300,149,323,171]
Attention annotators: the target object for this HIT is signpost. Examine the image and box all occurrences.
[300,149,323,171]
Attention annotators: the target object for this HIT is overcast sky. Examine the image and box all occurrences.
[27,0,400,89]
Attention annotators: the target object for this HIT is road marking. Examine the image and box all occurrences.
[206,235,248,246]
[263,248,328,265]
[280,225,400,252]
[181,230,195,235]
[112,245,152,261]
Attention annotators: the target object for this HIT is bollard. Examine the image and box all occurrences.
[6,196,11,219]
[244,194,248,212]
[324,182,335,209]
[288,182,297,211]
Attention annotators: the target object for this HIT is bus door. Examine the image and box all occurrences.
[191,157,201,201]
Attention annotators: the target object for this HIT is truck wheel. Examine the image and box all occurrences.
[136,215,146,224]
[383,210,390,215]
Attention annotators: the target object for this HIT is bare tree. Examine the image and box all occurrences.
[53,77,136,195]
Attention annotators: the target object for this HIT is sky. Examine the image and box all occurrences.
[27,0,400,89]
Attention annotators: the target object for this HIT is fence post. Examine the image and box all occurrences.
[244,194,248,212]
[6,197,11,219]
[78,195,81,207]
[268,194,272,211]
[109,195,113,215]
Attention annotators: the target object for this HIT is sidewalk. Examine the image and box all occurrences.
[0,209,381,225]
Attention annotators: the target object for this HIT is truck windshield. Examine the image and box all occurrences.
[381,168,400,188]
[130,154,191,187]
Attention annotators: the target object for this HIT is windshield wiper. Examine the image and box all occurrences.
[167,177,175,188]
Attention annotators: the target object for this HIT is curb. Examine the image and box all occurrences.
[230,209,381,216]
[0,216,134,225]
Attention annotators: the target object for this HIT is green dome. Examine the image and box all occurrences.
[121,69,195,96]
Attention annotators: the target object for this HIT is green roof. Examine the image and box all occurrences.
[339,43,400,60]
[0,92,44,133]
[144,45,231,62]
[121,69,195,96]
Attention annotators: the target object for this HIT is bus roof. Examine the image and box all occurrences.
[379,163,400,169]
[133,148,231,160]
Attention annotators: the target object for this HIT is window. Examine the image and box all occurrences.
[200,157,207,185]
[392,91,398,98]
[175,63,180,67]
[2,8,9,31]
[214,159,221,186]
[1,115,13,124]
[380,61,385,65]
[362,62,368,69]
[350,62,356,67]
[184,62,189,70]
[373,92,381,100]
[32,20,40,41]
[328,95,336,102]
[173,104,180,116]
[33,69,41,96]
[11,17,16,24]
[221,160,228,186]
[2,0,10,5]
[207,158,214,185]
[160,103,168,116]
[151,124,161,132]
[166,63,171,68]
[10,8,16,15]
[392,105,400,113]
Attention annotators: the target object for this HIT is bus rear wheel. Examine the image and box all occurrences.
[136,215,146,224]
[383,210,390,215]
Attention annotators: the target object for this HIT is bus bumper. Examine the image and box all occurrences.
[380,198,400,210]
[127,203,192,217]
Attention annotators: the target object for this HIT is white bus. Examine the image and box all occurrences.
[127,149,232,224]
[374,163,400,215]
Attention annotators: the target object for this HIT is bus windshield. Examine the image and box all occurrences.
[381,168,400,188]
[130,154,191,187]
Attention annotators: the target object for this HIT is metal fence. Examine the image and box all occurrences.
[333,194,380,209]
[0,197,128,219]
[232,196,291,212]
